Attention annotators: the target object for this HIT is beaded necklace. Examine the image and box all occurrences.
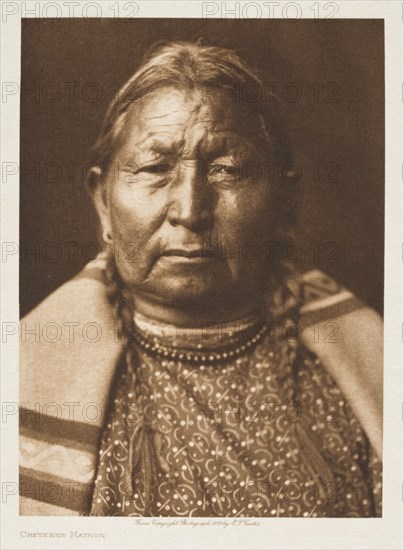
[131,312,269,365]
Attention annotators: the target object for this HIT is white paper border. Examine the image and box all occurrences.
[1,1,403,549]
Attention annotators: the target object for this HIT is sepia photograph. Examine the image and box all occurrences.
[1,0,403,547]
[16,17,386,519]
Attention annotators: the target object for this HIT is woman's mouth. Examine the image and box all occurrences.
[161,248,211,264]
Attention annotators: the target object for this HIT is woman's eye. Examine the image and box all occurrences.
[207,163,241,184]
[208,163,240,179]
[209,164,238,175]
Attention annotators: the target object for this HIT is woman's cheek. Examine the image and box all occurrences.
[110,184,163,239]
[220,192,272,277]
[222,186,272,241]
[108,185,169,284]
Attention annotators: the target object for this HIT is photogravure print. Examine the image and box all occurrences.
[1,1,403,549]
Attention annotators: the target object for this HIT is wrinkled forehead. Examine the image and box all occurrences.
[116,87,270,158]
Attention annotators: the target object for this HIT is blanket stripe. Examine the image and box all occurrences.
[20,467,93,513]
[299,296,365,329]
[20,407,101,452]
[20,407,102,514]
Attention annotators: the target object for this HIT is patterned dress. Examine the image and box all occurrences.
[90,313,382,517]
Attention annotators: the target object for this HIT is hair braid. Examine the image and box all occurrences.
[103,251,171,514]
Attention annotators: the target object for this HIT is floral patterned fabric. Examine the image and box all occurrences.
[90,318,382,517]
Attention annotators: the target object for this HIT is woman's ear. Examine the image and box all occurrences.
[86,165,113,243]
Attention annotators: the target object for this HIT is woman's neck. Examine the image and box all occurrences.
[132,293,265,329]
[132,306,267,355]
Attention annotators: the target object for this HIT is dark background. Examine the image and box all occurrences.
[20,19,384,317]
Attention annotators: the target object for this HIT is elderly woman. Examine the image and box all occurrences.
[20,41,382,517]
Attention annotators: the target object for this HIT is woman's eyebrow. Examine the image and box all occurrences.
[133,134,184,155]
[202,134,260,158]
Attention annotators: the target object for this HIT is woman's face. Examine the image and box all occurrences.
[99,87,275,316]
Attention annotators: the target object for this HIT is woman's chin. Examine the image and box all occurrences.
[137,272,241,310]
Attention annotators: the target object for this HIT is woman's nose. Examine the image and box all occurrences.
[167,161,214,231]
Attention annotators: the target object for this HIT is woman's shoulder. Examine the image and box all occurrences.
[22,260,111,320]
[20,260,122,422]
[286,268,383,458]
[286,268,377,323]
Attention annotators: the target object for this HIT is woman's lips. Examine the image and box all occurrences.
[163,249,205,258]
[160,248,211,264]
